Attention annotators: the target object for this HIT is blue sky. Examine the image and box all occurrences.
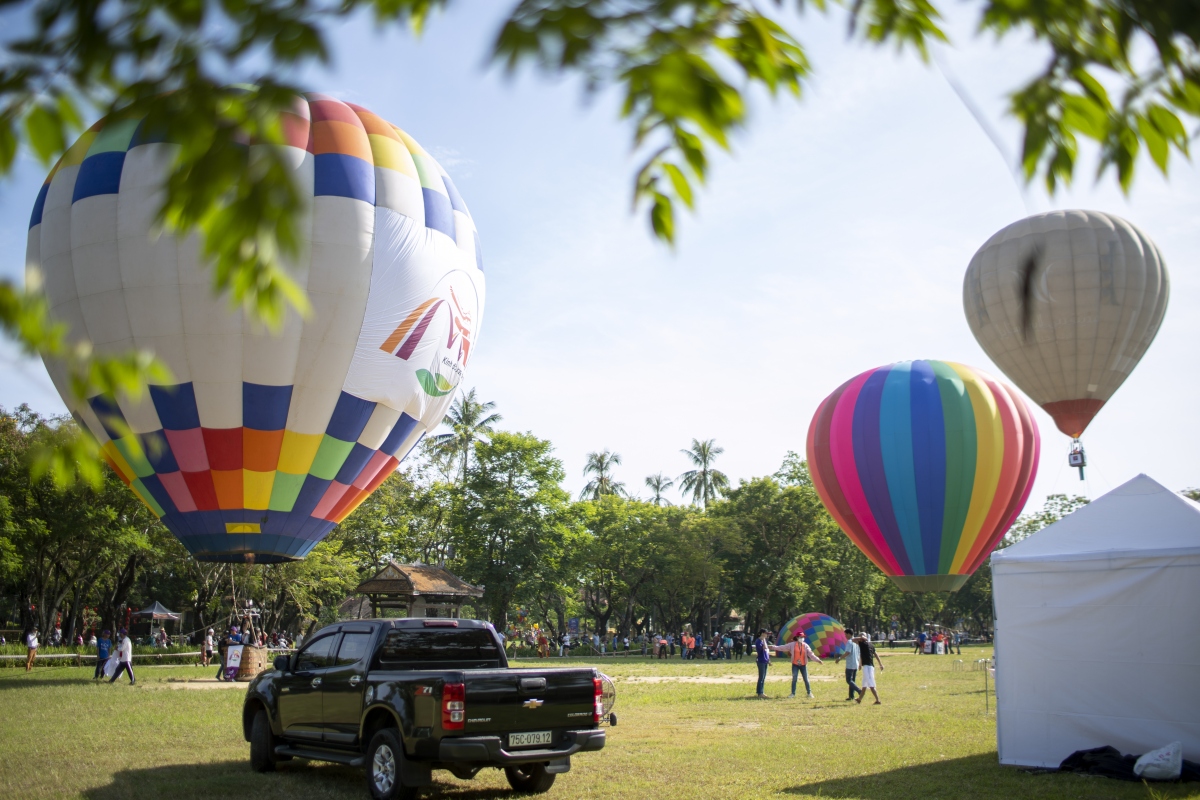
[2,2,1197,510]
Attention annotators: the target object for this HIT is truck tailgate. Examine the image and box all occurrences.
[460,668,596,737]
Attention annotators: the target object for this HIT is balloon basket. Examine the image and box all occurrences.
[235,645,269,682]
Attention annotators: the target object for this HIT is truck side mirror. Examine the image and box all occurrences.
[274,655,290,673]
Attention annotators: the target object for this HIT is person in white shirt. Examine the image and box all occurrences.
[835,635,862,700]
[202,629,215,667]
[109,629,135,685]
[24,627,38,672]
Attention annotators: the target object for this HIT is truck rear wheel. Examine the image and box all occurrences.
[505,763,556,793]
[366,728,418,800]
[249,709,277,773]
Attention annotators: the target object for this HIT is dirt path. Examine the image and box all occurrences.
[158,679,246,690]
[616,674,836,684]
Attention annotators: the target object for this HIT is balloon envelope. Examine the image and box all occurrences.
[807,361,1039,592]
[963,210,1168,438]
[25,95,485,563]
[777,612,851,659]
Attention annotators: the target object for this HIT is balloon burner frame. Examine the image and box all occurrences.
[1068,439,1087,481]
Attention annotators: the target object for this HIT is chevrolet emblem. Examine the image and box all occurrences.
[522,698,544,709]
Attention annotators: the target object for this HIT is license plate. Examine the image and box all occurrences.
[509,730,553,748]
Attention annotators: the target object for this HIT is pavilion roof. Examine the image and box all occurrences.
[355,561,484,599]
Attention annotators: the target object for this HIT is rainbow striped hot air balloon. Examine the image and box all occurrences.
[806,361,1039,592]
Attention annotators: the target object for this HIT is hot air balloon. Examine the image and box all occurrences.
[24,95,485,563]
[777,612,851,659]
[806,361,1039,592]
[963,210,1168,477]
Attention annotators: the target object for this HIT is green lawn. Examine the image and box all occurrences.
[1,645,1195,800]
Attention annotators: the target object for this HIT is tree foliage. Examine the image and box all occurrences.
[3,0,1197,473]
[580,449,627,500]
[677,437,729,509]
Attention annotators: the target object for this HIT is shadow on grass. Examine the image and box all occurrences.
[81,759,533,800]
[783,753,1192,800]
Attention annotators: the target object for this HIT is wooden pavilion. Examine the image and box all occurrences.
[354,561,484,619]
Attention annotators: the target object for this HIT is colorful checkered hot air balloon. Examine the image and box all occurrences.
[807,360,1039,592]
[25,95,485,563]
[777,613,851,659]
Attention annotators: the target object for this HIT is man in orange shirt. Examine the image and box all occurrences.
[771,632,822,698]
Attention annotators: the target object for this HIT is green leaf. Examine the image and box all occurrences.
[1137,114,1169,172]
[1147,104,1188,153]
[24,105,65,164]
[1061,94,1107,140]
[662,163,694,209]
[650,191,674,245]
[1071,68,1111,109]
[0,119,17,173]
[56,94,83,131]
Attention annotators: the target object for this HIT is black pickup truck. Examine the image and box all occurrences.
[242,618,606,799]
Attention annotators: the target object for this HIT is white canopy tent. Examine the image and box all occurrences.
[991,474,1200,768]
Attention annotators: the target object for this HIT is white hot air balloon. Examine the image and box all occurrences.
[25,95,485,562]
[963,210,1168,477]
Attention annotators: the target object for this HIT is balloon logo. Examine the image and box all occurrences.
[807,361,1039,592]
[963,210,1168,440]
[777,612,851,659]
[25,95,485,563]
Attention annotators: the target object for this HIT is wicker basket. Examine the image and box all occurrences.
[236,645,269,681]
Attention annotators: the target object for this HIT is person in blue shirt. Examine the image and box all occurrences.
[754,629,771,698]
[93,630,112,680]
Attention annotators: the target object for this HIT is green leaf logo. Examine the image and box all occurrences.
[417,369,455,397]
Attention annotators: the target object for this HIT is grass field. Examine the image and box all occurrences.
[1,645,1196,800]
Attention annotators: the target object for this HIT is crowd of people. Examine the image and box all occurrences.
[17,619,300,681]
[18,615,968,702]
[514,623,899,704]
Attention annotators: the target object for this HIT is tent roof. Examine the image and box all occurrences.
[130,601,180,619]
[992,474,1200,565]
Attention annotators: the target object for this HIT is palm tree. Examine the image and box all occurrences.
[644,473,674,506]
[429,388,502,484]
[677,438,729,509]
[580,449,627,500]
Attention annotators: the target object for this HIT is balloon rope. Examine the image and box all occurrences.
[931,46,1033,215]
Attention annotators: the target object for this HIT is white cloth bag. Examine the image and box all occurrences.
[1134,742,1183,781]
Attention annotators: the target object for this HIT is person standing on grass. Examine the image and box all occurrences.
[109,628,135,685]
[202,628,214,668]
[754,629,771,698]
[840,635,862,700]
[216,626,236,681]
[24,626,38,672]
[854,633,882,705]
[771,632,821,698]
[93,630,112,680]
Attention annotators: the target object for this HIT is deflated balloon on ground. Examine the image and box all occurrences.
[777,612,852,659]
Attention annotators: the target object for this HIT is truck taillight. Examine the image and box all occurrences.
[442,682,465,730]
[593,677,603,723]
